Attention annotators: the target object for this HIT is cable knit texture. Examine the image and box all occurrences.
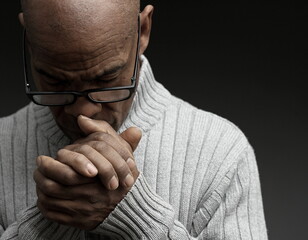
[0,56,267,239]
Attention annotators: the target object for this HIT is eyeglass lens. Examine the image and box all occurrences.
[32,89,131,105]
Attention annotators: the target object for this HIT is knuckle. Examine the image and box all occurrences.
[87,189,101,204]
[116,161,130,176]
[62,171,78,185]
[56,148,68,159]
[78,183,99,199]
[98,163,114,176]
[89,195,99,204]
[78,144,91,153]
[118,148,132,161]
[92,140,107,150]
[70,151,86,164]
[42,180,58,193]
[123,141,133,152]
[92,132,108,141]
[37,190,47,203]
[45,180,57,190]
[100,121,110,129]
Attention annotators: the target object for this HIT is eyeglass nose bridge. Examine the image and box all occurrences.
[71,91,95,104]
[65,90,109,105]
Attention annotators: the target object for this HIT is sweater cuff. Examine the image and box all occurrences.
[17,204,82,240]
[91,173,175,239]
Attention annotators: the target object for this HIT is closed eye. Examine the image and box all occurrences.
[93,73,120,83]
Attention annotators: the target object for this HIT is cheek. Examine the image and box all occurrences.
[112,98,133,115]
[103,99,134,129]
[49,106,67,123]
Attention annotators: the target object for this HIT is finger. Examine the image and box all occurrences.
[36,155,95,186]
[71,133,137,184]
[35,170,103,201]
[73,132,133,161]
[77,115,133,154]
[78,115,117,137]
[60,145,120,190]
[120,127,142,152]
[126,157,139,180]
[88,141,135,189]
[57,148,98,177]
[34,170,72,199]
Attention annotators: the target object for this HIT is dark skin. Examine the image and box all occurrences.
[20,0,154,230]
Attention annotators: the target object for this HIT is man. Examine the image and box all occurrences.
[0,0,268,239]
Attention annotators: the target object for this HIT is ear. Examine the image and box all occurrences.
[18,12,25,27]
[139,5,154,56]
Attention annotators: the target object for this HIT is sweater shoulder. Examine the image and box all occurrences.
[0,104,33,141]
[166,95,256,183]
[169,95,250,149]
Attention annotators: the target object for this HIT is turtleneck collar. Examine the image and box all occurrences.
[32,55,172,146]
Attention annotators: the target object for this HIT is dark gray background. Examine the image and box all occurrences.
[1,2,307,239]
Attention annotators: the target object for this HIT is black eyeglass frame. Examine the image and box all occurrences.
[23,15,140,106]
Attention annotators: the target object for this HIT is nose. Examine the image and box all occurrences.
[64,96,102,118]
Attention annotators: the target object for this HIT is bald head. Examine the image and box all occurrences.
[21,0,140,51]
[19,0,154,138]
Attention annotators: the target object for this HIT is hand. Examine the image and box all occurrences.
[60,116,142,189]
[34,162,137,230]
[33,116,142,230]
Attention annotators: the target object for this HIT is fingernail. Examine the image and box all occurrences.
[109,176,119,190]
[79,115,91,120]
[135,127,142,135]
[124,174,134,188]
[37,156,42,166]
[86,163,98,176]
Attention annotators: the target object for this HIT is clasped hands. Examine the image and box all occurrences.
[33,115,142,230]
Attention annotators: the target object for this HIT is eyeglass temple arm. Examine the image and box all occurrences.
[22,29,31,92]
[132,14,141,80]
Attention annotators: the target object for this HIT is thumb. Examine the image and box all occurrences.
[120,127,142,152]
[77,115,114,135]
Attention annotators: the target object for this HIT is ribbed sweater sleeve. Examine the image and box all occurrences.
[191,145,267,239]
[0,226,4,237]
[0,206,82,240]
[90,146,266,239]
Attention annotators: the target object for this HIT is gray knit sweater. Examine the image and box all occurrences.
[0,56,267,239]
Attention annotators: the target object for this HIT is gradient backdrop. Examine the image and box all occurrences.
[1,2,307,240]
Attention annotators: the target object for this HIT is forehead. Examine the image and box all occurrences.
[30,28,131,69]
[28,25,137,81]
[25,0,136,68]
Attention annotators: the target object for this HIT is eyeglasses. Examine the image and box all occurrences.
[23,15,140,106]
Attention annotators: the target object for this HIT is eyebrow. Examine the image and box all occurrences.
[89,64,126,82]
[35,63,126,83]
